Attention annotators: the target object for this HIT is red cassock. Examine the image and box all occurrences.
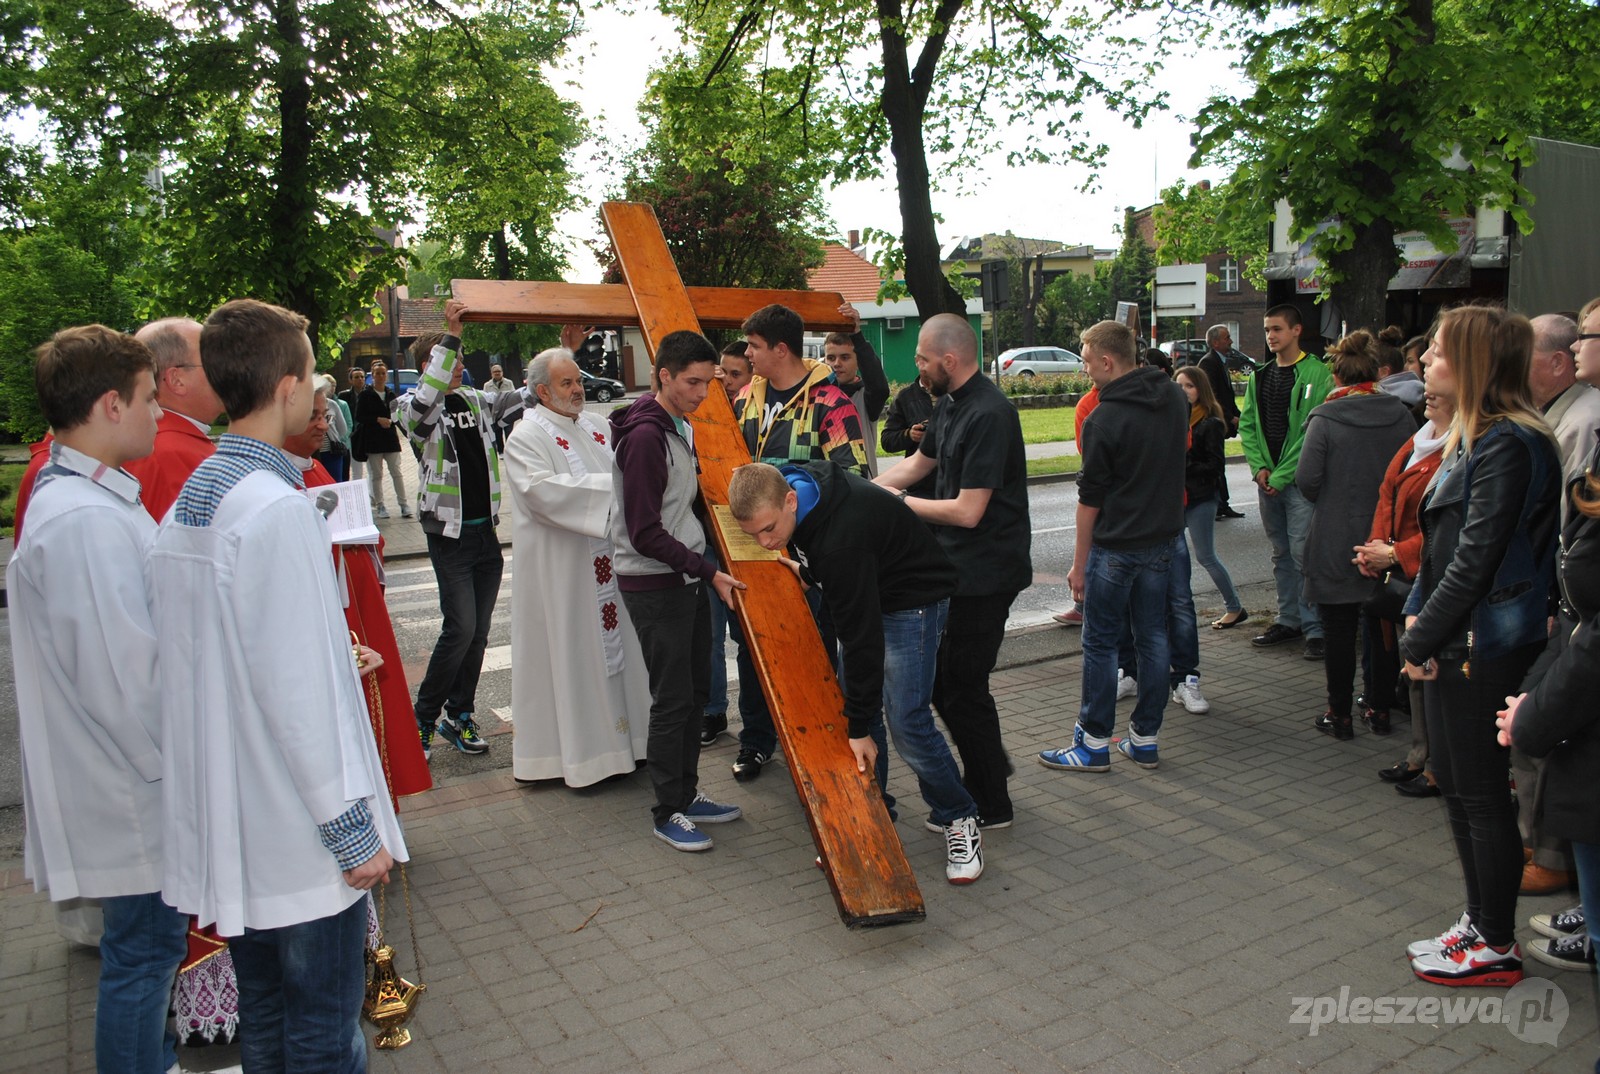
[303,460,433,802]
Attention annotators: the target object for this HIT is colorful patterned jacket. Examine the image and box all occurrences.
[736,359,867,474]
[398,336,523,538]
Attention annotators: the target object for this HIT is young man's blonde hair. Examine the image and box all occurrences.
[727,462,791,521]
[1080,320,1137,366]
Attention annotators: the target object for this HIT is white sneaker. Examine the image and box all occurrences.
[1116,669,1137,702]
[1407,912,1476,960]
[374,504,390,519]
[1172,675,1210,714]
[944,816,983,884]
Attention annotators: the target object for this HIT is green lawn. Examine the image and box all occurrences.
[0,459,29,537]
[1017,406,1244,479]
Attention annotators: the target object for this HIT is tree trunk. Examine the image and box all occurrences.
[268,0,321,347]
[492,225,513,280]
[1326,219,1399,334]
[877,0,965,319]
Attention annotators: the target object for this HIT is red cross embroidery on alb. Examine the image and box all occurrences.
[593,432,606,445]
[555,437,569,450]
[601,602,619,631]
[594,555,612,585]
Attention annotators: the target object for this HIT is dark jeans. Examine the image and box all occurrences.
[932,591,1017,823]
[96,891,188,1074]
[230,896,369,1074]
[735,585,834,755]
[1423,642,1543,948]
[1079,543,1171,743]
[415,522,504,728]
[623,584,711,824]
[1320,602,1362,716]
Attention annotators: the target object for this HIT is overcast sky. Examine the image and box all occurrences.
[550,5,1242,281]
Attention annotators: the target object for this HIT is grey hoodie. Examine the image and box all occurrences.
[608,392,717,590]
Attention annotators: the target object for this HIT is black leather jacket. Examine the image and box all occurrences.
[1400,419,1560,664]
[1513,441,1600,844]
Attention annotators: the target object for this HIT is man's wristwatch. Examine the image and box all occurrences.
[897,490,908,502]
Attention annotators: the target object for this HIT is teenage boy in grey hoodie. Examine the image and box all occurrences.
[610,331,746,852]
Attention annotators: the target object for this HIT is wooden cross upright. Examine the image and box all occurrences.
[453,201,925,928]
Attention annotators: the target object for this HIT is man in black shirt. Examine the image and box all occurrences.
[877,313,1030,828]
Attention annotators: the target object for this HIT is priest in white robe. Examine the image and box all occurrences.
[505,347,651,786]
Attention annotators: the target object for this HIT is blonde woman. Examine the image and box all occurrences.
[1398,306,1561,987]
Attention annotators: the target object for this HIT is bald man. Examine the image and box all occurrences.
[124,318,224,520]
[876,313,1031,828]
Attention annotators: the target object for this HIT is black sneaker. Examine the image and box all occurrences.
[1252,623,1303,647]
[731,748,769,782]
[438,712,489,754]
[1527,933,1594,972]
[1303,637,1326,661]
[1531,906,1585,940]
[419,725,434,762]
[700,712,729,747]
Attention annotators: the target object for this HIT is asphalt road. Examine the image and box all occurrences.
[0,464,1280,858]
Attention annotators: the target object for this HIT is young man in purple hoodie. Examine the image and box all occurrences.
[609,331,746,851]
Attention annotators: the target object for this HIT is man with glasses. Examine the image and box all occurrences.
[121,318,224,520]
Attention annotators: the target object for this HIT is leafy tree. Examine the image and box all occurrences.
[0,232,139,439]
[598,51,829,297]
[654,0,1185,319]
[1102,207,1155,324]
[1151,178,1269,288]
[5,0,579,353]
[990,235,1062,349]
[1191,0,1600,331]
[1035,270,1111,352]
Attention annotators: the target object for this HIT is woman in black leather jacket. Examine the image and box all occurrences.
[1398,306,1561,988]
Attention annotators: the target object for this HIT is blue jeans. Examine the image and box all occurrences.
[1184,498,1242,613]
[1167,530,1199,687]
[882,602,973,824]
[1574,840,1600,1074]
[1259,482,1320,638]
[229,896,369,1074]
[415,521,504,727]
[96,892,189,1074]
[1079,541,1173,742]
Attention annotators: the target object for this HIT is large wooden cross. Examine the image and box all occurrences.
[454,201,924,928]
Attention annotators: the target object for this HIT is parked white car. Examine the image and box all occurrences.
[996,346,1084,377]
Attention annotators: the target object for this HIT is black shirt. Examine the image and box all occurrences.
[1258,360,1296,464]
[918,373,1031,596]
[445,393,492,520]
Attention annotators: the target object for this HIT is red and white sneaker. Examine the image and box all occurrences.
[1411,936,1523,987]
[1406,912,1476,960]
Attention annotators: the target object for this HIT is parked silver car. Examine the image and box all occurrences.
[996,346,1084,377]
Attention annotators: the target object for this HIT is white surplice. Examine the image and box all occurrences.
[504,405,650,786]
[148,471,407,936]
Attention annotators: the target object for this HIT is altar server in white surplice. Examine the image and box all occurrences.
[505,345,650,786]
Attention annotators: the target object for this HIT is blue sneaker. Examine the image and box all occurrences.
[438,712,489,754]
[682,791,742,824]
[654,813,712,852]
[1117,734,1159,770]
[1038,726,1110,772]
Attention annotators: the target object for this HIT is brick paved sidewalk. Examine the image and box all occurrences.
[3,606,1595,1072]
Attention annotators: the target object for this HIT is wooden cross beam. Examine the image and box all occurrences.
[454,201,925,928]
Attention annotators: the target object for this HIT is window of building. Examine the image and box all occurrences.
[1219,259,1240,293]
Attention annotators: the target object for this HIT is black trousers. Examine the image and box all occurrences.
[623,584,711,825]
[1320,602,1362,718]
[1423,642,1543,947]
[932,591,1016,823]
